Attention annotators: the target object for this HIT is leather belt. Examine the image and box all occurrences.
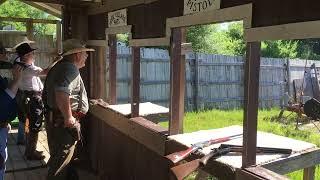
[22,90,42,96]
[48,110,85,128]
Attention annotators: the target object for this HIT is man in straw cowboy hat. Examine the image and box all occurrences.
[14,38,56,160]
[0,42,23,180]
[43,39,94,180]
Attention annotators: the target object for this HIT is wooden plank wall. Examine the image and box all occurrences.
[105,45,320,110]
[87,105,170,180]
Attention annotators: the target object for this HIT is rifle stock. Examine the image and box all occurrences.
[170,148,231,180]
[170,159,200,180]
[166,147,197,164]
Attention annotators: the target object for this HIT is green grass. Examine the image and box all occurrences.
[160,109,320,180]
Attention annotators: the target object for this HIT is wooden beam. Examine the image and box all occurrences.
[129,37,170,47]
[108,34,117,105]
[261,148,320,175]
[245,20,320,42]
[22,1,62,18]
[242,42,261,167]
[303,166,316,180]
[26,20,34,41]
[169,27,186,135]
[56,21,62,53]
[105,25,132,36]
[97,46,107,99]
[86,40,107,47]
[131,46,141,118]
[236,167,289,180]
[22,0,63,4]
[87,0,158,15]
[166,4,252,38]
[0,16,59,24]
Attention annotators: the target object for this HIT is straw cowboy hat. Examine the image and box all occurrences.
[62,39,94,56]
[5,36,35,52]
[13,36,35,49]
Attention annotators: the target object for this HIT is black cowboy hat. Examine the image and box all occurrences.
[16,43,36,57]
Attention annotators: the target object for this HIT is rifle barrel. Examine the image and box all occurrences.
[220,144,292,154]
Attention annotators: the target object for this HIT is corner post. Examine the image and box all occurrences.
[169,27,186,135]
[242,42,261,167]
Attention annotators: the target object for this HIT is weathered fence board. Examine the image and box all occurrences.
[107,45,320,111]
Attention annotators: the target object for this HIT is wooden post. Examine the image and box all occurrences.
[242,42,261,168]
[303,166,315,180]
[194,53,199,111]
[131,47,141,118]
[108,34,117,104]
[96,46,107,99]
[62,3,72,40]
[169,27,186,135]
[56,21,62,54]
[26,19,34,41]
[286,59,291,96]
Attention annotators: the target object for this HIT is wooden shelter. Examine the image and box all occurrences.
[4,0,320,179]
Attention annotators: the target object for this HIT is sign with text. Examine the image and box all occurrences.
[184,0,221,15]
[108,9,127,27]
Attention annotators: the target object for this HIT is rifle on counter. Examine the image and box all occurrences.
[166,134,243,164]
[170,144,292,180]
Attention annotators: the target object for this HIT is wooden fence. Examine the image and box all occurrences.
[107,46,320,111]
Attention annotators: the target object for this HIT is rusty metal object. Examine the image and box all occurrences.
[304,98,320,120]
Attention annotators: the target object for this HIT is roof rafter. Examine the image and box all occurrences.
[22,1,62,18]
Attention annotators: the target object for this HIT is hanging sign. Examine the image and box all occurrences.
[108,9,127,27]
[184,0,221,15]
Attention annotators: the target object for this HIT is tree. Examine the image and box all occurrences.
[187,24,218,53]
[0,0,57,35]
[186,21,320,60]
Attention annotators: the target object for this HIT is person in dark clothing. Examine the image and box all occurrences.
[0,43,23,180]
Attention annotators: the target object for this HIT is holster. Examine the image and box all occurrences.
[67,121,81,141]
[47,108,82,141]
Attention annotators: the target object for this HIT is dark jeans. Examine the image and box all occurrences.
[16,91,44,133]
[46,112,78,180]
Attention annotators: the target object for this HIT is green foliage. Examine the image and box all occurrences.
[213,22,245,56]
[117,33,129,45]
[0,0,57,35]
[261,40,298,58]
[187,25,217,53]
[186,21,320,60]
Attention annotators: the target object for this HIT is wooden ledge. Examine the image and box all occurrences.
[261,147,320,174]
[89,104,168,155]
[236,167,289,180]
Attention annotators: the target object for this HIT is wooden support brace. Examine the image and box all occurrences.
[236,167,289,180]
[303,166,315,180]
[108,34,117,105]
[131,46,141,118]
[242,42,261,167]
[26,20,34,41]
[56,21,62,54]
[169,27,186,135]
